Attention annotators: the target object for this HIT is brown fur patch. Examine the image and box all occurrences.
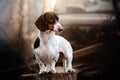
[35,12,59,32]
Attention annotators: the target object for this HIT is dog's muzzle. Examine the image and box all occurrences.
[48,24,63,32]
[58,27,63,32]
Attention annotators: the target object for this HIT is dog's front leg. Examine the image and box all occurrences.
[38,62,46,74]
[49,61,56,73]
[35,54,46,74]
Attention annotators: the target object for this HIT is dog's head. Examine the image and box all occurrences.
[35,12,63,32]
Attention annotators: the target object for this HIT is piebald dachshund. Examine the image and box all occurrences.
[33,12,74,74]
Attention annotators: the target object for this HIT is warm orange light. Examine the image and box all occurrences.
[44,0,57,12]
[50,0,56,10]
[90,0,95,2]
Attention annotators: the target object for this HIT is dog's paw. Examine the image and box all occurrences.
[65,68,75,73]
[39,71,47,74]
[48,70,56,74]
[68,68,75,72]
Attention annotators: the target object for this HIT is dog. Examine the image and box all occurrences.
[33,12,74,74]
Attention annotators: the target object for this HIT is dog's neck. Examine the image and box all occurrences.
[40,30,55,44]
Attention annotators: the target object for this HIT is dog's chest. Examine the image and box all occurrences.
[34,36,60,64]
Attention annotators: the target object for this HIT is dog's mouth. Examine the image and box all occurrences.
[48,24,63,32]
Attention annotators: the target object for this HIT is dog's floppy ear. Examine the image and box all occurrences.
[35,14,48,32]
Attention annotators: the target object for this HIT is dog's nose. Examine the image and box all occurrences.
[58,27,63,32]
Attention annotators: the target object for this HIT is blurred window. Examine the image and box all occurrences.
[55,0,113,14]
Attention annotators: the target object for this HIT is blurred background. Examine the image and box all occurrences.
[0,0,120,80]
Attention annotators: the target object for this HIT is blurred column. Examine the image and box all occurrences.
[21,0,29,37]
[44,0,57,12]
[9,0,21,34]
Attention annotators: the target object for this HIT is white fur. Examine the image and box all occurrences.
[54,21,63,32]
[34,22,74,74]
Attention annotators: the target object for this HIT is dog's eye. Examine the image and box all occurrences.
[45,15,54,23]
[49,17,55,23]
